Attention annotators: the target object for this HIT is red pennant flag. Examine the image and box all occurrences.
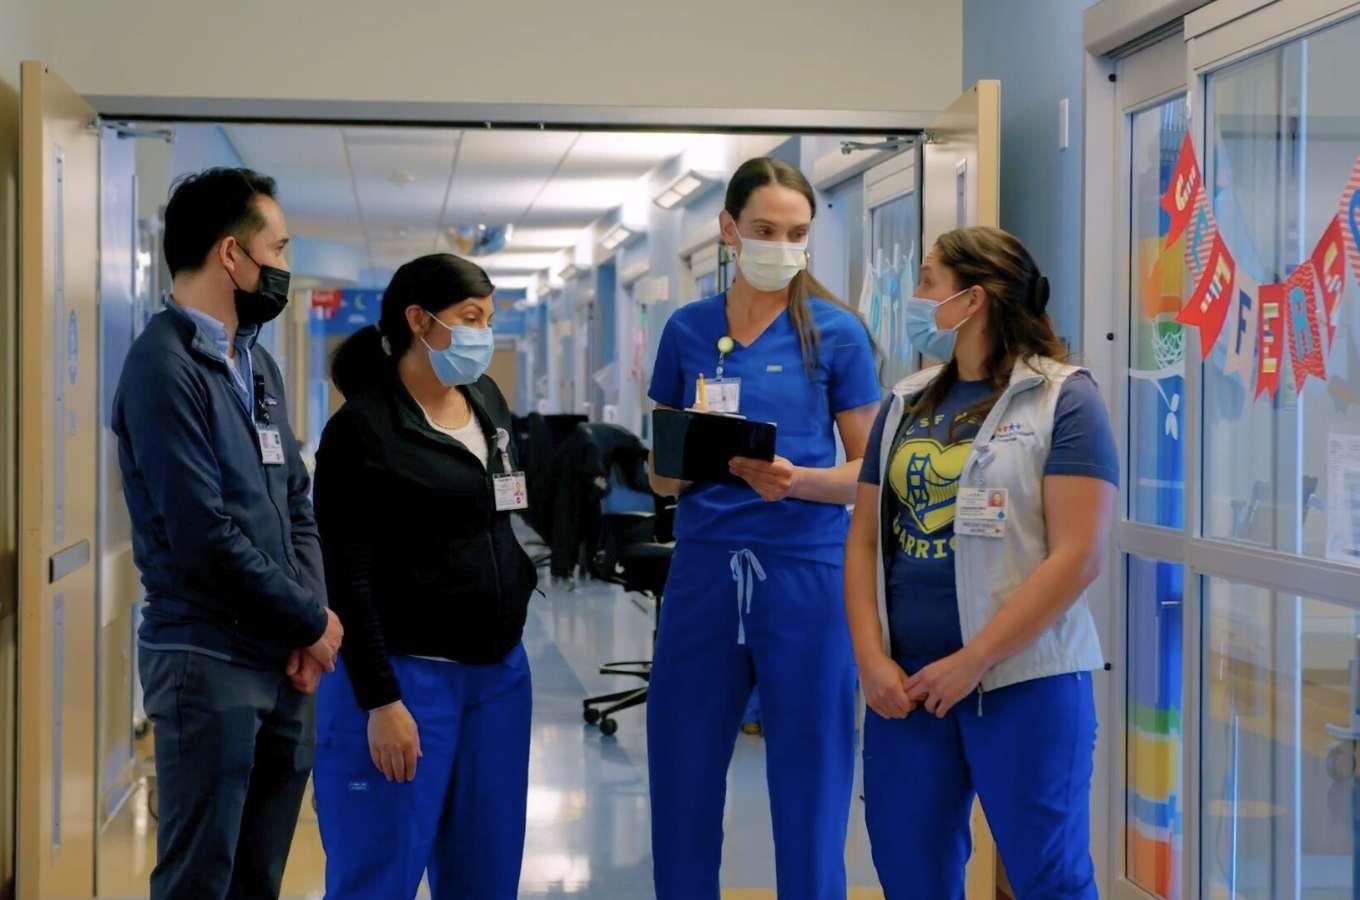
[1161,134,1202,251]
[1176,234,1236,359]
[1284,263,1326,390]
[1312,216,1346,348]
[1256,284,1285,399]
[1183,186,1216,281]
[1341,153,1360,293]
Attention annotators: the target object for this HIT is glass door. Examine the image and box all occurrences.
[1125,91,1192,900]
[1102,27,1194,900]
[864,150,922,386]
[1097,6,1360,897]
[1193,10,1360,897]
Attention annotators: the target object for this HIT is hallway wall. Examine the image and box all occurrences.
[964,0,1098,352]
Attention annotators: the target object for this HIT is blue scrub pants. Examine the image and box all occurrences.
[862,665,1098,900]
[314,647,532,900]
[648,542,856,900]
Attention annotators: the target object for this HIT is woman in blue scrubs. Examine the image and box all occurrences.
[647,157,882,900]
[845,227,1118,899]
[311,255,538,899]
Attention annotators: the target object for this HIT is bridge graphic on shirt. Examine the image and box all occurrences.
[887,436,972,535]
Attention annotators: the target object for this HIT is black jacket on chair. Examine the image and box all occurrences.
[313,374,538,710]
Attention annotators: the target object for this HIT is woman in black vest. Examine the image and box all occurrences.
[311,254,537,900]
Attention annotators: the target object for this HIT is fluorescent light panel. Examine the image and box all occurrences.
[599,224,636,251]
[652,170,715,210]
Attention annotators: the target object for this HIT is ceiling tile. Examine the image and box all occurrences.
[467,251,567,273]
[507,227,588,250]
[346,131,459,233]
[556,131,698,178]
[217,125,741,283]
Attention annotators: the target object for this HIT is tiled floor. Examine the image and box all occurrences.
[95,571,884,898]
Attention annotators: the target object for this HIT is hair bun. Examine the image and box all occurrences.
[1031,275,1051,312]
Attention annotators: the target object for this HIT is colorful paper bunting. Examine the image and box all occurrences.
[1160,142,1360,404]
[1256,284,1285,400]
[1158,137,1360,405]
[1161,134,1202,250]
[1175,234,1236,360]
[1283,263,1326,389]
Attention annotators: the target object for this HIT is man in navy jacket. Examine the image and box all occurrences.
[113,167,343,900]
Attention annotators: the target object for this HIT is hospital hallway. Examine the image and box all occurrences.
[92,565,886,900]
[8,0,1360,897]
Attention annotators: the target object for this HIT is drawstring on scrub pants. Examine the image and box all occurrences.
[729,549,767,645]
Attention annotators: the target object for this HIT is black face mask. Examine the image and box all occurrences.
[231,247,291,327]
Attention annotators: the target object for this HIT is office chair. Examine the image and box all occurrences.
[517,413,588,569]
[580,425,674,736]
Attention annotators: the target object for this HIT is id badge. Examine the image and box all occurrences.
[955,487,1007,538]
[258,427,286,466]
[494,472,529,511]
[704,378,742,414]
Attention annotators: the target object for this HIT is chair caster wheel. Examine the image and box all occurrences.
[599,718,618,737]
[583,707,601,725]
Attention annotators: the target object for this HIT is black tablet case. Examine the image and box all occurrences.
[652,408,777,486]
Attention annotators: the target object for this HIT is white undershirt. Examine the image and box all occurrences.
[420,406,489,470]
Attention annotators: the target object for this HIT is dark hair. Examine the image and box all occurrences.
[163,167,278,277]
[724,157,874,373]
[910,226,1066,440]
[330,253,495,399]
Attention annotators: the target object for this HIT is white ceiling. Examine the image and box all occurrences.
[223,125,714,277]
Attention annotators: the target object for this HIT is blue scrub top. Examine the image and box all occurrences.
[649,293,881,564]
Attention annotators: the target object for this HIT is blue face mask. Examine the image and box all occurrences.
[903,288,972,360]
[421,316,494,387]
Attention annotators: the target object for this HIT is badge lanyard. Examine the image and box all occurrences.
[253,372,286,466]
[491,427,529,511]
[703,335,742,414]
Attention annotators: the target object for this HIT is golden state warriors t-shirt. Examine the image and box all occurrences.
[859,372,1118,664]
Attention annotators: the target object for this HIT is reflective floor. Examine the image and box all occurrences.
[97,570,885,899]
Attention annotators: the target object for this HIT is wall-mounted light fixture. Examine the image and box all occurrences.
[652,170,719,210]
[599,224,640,252]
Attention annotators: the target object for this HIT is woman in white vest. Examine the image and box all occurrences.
[844,226,1117,899]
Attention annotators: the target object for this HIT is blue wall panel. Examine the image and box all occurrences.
[963,0,1098,350]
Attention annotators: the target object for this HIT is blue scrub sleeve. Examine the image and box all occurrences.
[1045,372,1120,486]
[648,317,685,409]
[858,397,894,485]
[828,321,882,414]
